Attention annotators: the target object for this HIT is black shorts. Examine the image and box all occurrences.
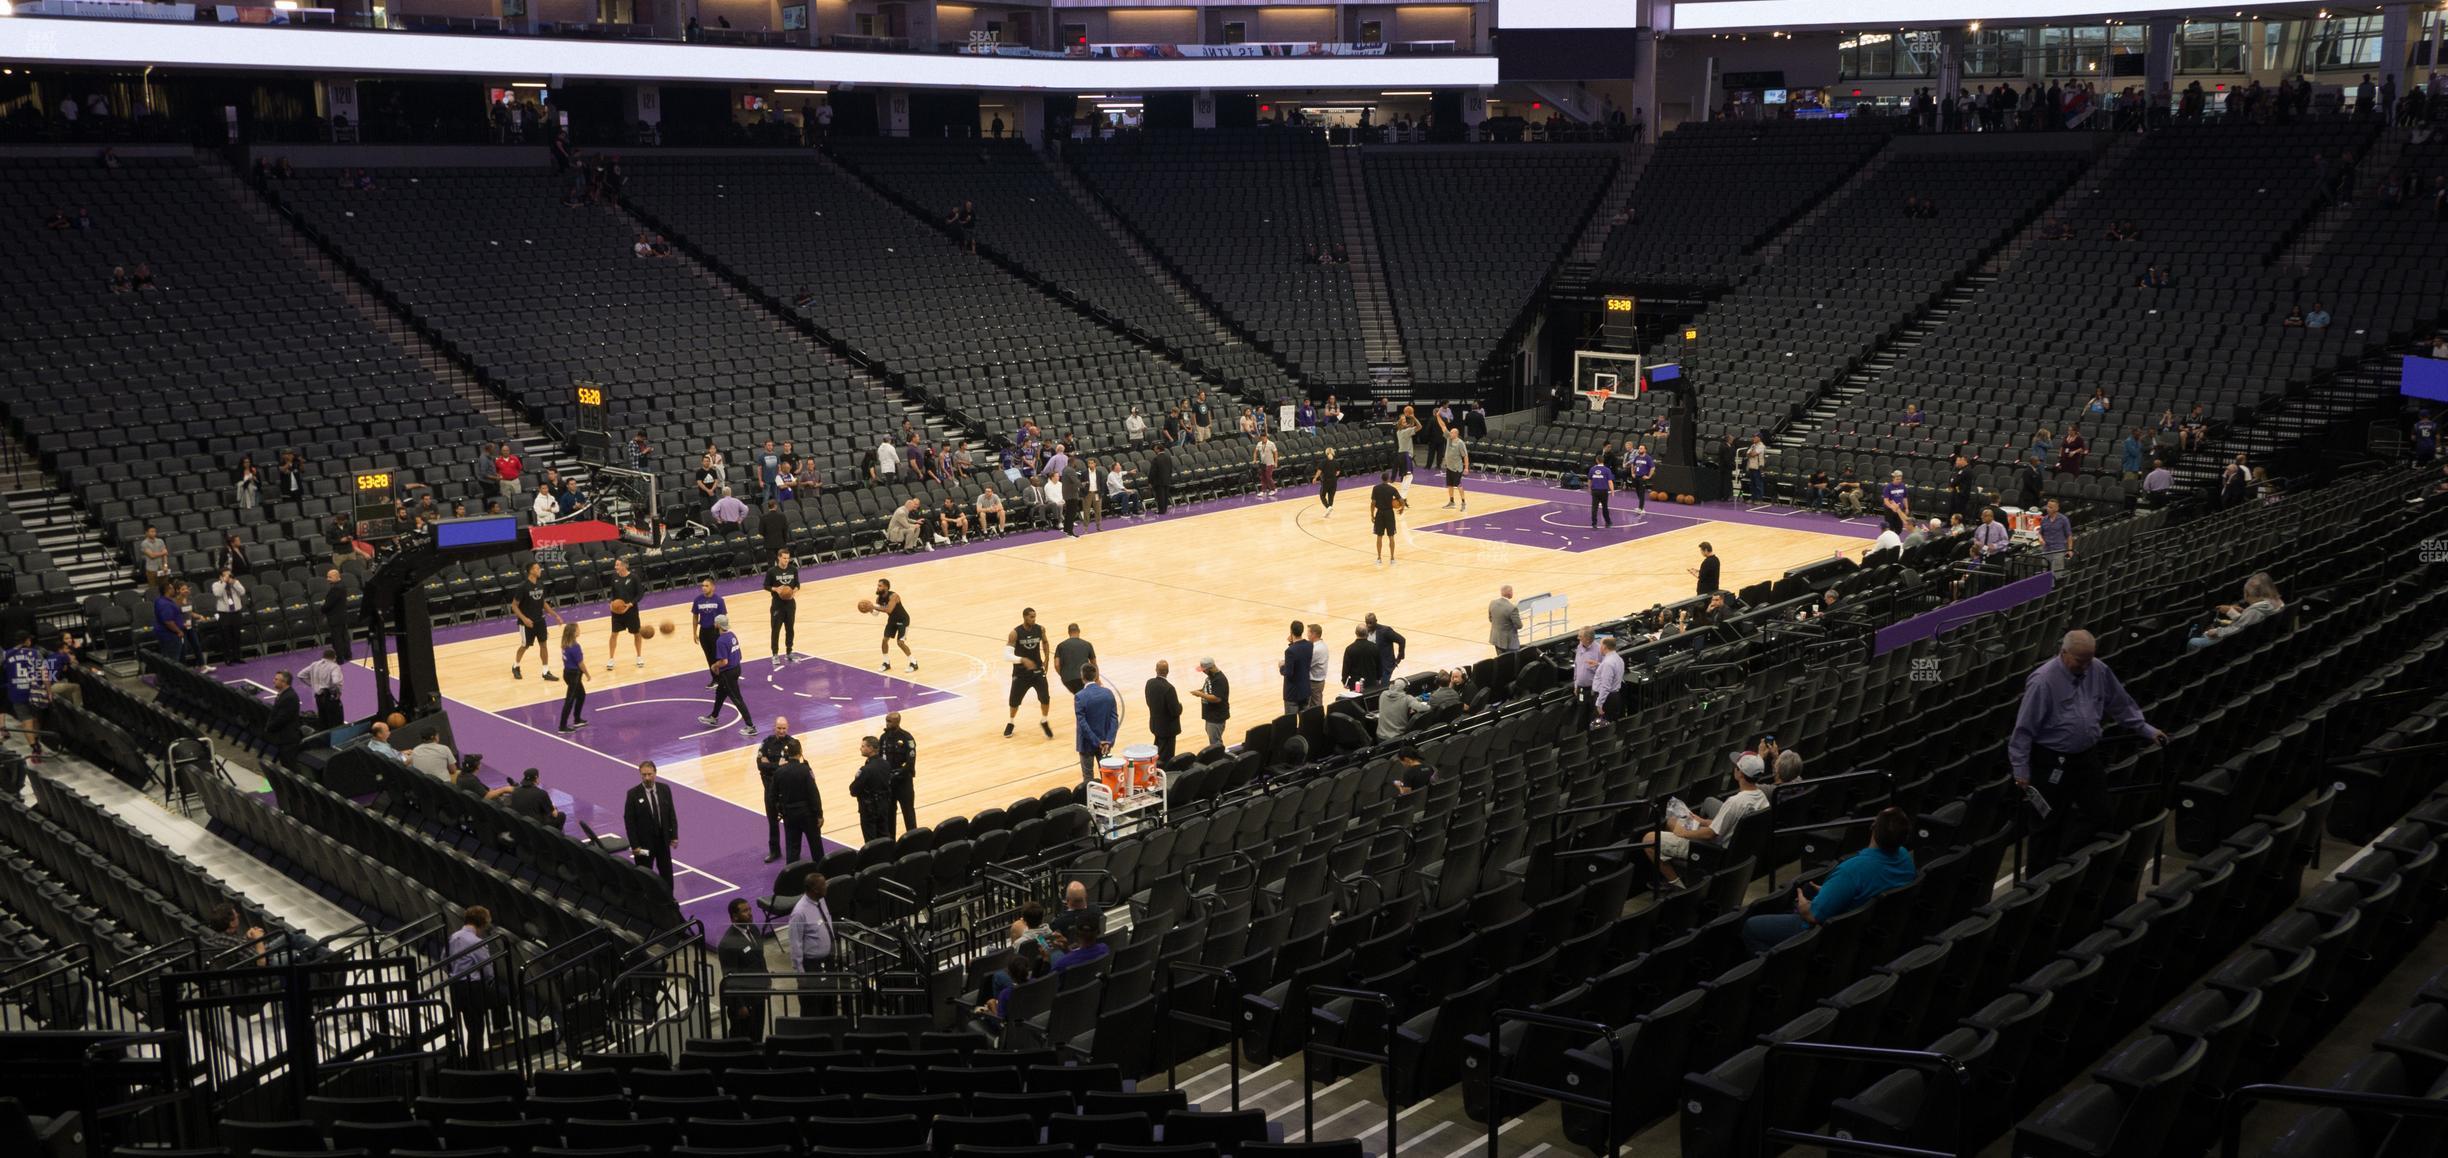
[1009,669,1048,708]
[1373,513,1397,536]
[1061,675,1085,695]
[882,614,910,641]
[1444,470,1463,487]
[10,701,38,722]
[610,609,642,634]
[521,622,548,647]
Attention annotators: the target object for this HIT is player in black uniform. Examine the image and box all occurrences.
[605,556,646,670]
[764,549,800,663]
[874,578,914,672]
[1005,607,1053,738]
[509,562,563,680]
[1369,471,1406,565]
[1313,446,1339,518]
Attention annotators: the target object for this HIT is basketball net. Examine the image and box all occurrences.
[1587,389,1614,413]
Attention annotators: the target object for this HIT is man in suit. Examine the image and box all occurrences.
[851,736,896,841]
[321,568,351,662]
[1488,586,1522,654]
[1364,613,1407,682]
[1691,542,1720,596]
[878,711,919,835]
[1144,660,1182,761]
[1148,443,1175,515]
[1341,624,1382,692]
[1074,663,1120,785]
[756,718,804,863]
[767,747,821,864]
[622,760,680,890]
[265,669,302,747]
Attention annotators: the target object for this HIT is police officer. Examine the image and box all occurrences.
[878,710,918,835]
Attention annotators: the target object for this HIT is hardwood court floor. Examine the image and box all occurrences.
[426,476,1876,845]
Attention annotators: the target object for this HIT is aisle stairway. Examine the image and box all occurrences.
[1776,273,1991,449]
[1327,147,1413,399]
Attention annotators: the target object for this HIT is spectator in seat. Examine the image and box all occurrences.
[108,265,132,293]
[938,498,972,544]
[1901,402,1925,428]
[1641,752,1770,885]
[1743,807,1916,954]
[2305,303,2332,329]
[885,499,924,552]
[2055,424,2089,476]
[974,487,1008,537]
[2189,573,2284,649]
[2282,304,2306,328]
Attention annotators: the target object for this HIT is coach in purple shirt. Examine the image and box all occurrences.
[2009,629,2164,863]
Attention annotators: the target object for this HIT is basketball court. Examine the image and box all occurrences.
[212,469,1880,926]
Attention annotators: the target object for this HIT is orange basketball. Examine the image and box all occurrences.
[658,622,676,637]
[857,598,876,614]
[385,712,406,730]
[608,598,632,614]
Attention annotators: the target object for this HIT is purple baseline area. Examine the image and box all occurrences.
[210,652,835,932]
[498,655,956,767]
[1422,486,1888,551]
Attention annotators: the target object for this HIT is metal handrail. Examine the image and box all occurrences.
[1759,1041,1972,1158]
[1303,985,1400,1154]
[1161,960,1244,1108]
[1481,1007,1624,1156]
[2221,1082,2448,1157]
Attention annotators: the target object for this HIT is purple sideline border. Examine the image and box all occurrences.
[1873,571,2057,657]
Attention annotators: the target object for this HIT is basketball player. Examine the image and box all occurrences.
[605,557,646,670]
[1370,471,1405,565]
[764,549,799,663]
[1628,442,1658,516]
[1313,447,1339,518]
[1005,607,1054,738]
[1393,406,1421,495]
[1588,449,1615,528]
[691,578,727,667]
[700,614,755,737]
[509,562,563,681]
[873,578,914,672]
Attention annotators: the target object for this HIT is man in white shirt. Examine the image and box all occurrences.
[785,873,837,1014]
[1644,752,1770,883]
[532,488,560,524]
[210,567,248,668]
[875,435,901,479]
[1124,407,1147,443]
[1105,465,1138,515]
[1870,526,1904,557]
[298,648,346,729]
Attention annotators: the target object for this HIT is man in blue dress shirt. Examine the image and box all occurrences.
[2009,630,2164,863]
[1074,662,1120,786]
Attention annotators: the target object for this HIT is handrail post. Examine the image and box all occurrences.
[1162,960,1242,1109]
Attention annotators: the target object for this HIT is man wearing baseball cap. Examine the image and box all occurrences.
[1641,751,1771,885]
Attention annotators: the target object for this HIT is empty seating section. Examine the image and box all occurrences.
[1071,130,1368,388]
[619,155,1210,451]
[1810,123,2413,497]
[822,138,1293,398]
[1592,146,2093,450]
[270,166,896,500]
[1595,120,1892,293]
[1362,147,1619,389]
[0,155,498,585]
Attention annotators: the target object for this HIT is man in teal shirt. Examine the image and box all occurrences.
[1743,808,1917,954]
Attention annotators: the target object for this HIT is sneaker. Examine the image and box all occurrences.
[635,658,645,669]
[1442,501,1455,509]
[1040,721,1054,738]
[907,662,919,672]
[879,661,892,672]
[698,714,720,726]
[739,725,758,737]
[512,665,524,679]
[571,719,589,729]
[1004,723,1015,737]
[604,660,615,672]
[775,654,790,667]
[542,671,559,682]
[557,726,575,734]
[199,664,217,673]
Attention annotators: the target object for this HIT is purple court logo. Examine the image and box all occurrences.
[1910,657,1942,683]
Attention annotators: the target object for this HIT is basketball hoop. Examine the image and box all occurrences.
[1587,389,1613,412]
